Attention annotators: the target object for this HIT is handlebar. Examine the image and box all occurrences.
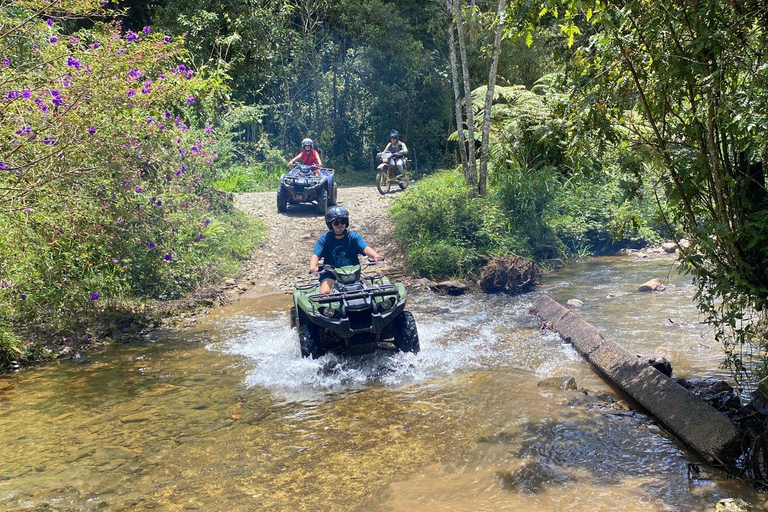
[308,258,385,275]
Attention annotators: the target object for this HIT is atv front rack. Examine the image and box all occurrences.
[308,284,399,304]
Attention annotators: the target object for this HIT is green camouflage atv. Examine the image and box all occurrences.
[290,261,420,358]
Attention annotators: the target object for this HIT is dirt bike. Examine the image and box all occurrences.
[375,151,410,195]
[277,163,337,214]
[290,259,420,358]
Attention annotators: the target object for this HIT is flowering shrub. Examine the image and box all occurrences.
[0,0,258,362]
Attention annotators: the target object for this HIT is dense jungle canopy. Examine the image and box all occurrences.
[1,0,768,394]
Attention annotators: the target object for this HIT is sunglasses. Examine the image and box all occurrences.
[332,219,348,226]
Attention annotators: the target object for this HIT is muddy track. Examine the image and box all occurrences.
[233,185,411,296]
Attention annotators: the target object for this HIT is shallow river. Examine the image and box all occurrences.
[1,255,766,511]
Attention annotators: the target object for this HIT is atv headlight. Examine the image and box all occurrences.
[379,297,394,310]
[321,306,337,318]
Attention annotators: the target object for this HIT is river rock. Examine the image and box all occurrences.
[636,353,673,377]
[537,376,577,391]
[544,258,564,269]
[715,498,752,512]
[638,278,666,292]
[661,242,678,253]
[224,278,237,288]
[479,254,540,295]
[566,299,584,309]
[496,460,572,494]
[430,280,468,296]
[679,238,691,249]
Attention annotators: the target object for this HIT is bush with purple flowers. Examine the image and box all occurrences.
[0,0,261,366]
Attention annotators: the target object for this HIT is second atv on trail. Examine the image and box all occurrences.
[277,163,337,214]
[290,260,420,358]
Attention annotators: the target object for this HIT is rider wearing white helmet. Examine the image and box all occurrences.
[288,137,323,174]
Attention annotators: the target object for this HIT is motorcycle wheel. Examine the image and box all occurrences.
[376,171,391,195]
[393,311,420,354]
[277,187,288,213]
[398,176,409,190]
[299,322,324,358]
[316,188,328,215]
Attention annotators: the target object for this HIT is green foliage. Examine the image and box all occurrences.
[0,1,262,343]
[215,164,280,193]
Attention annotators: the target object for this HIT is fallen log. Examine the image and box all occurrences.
[531,294,741,466]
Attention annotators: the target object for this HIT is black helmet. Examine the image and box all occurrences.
[390,129,399,140]
[325,206,349,231]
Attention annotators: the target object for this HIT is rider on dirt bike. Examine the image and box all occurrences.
[382,130,408,175]
[288,138,323,175]
[308,206,383,294]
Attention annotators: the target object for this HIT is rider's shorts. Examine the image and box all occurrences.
[318,271,335,283]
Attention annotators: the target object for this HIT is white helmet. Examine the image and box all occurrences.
[302,138,314,149]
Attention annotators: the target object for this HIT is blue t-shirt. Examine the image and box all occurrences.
[313,231,368,267]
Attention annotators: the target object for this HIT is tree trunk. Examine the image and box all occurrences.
[454,0,478,194]
[478,0,507,197]
[446,0,469,183]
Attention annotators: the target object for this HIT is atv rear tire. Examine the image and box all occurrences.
[299,322,324,358]
[277,188,288,213]
[316,188,328,215]
[290,306,297,329]
[393,311,420,354]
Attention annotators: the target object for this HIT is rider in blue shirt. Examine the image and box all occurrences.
[309,206,383,294]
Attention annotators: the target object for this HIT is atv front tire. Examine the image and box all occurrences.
[299,322,324,358]
[316,188,328,215]
[329,183,338,205]
[393,310,420,353]
[277,187,288,213]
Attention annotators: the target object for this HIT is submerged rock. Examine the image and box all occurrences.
[479,255,540,295]
[496,460,572,495]
[537,376,578,391]
[636,353,673,377]
[430,280,468,296]
[715,498,752,512]
[661,242,678,253]
[566,299,584,309]
[638,278,666,292]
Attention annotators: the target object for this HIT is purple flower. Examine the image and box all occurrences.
[135,186,142,193]
[141,85,151,94]
[88,127,96,135]
[164,111,172,120]
[100,0,108,5]
[49,36,58,44]
[7,91,18,99]
[50,88,60,97]
[127,88,135,97]
[126,30,138,42]
[172,227,179,234]
[157,72,166,79]
[203,218,210,227]
[90,292,100,301]
[20,294,26,300]
[21,89,31,99]
[0,162,7,169]
[68,37,78,45]
[22,208,31,214]
[179,149,186,156]
[46,19,53,27]
[184,70,194,79]
[51,96,62,106]
[156,200,163,206]
[148,241,156,249]
[117,218,124,223]
[164,253,173,261]
[163,35,171,43]
[128,67,142,79]
[15,126,31,135]
[67,57,81,69]
[180,124,189,132]
[0,280,7,288]
[191,146,199,154]
[198,233,204,240]
[92,43,100,49]
[194,177,200,183]
[176,65,187,73]
[1,58,9,67]
[43,137,57,145]
[185,94,195,104]
[40,104,49,112]
[204,125,212,134]
[158,124,165,131]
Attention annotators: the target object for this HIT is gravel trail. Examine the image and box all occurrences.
[233,185,410,295]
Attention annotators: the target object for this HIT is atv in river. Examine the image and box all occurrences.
[290,260,420,358]
[277,163,337,214]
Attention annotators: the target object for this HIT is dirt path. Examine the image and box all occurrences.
[233,185,410,296]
